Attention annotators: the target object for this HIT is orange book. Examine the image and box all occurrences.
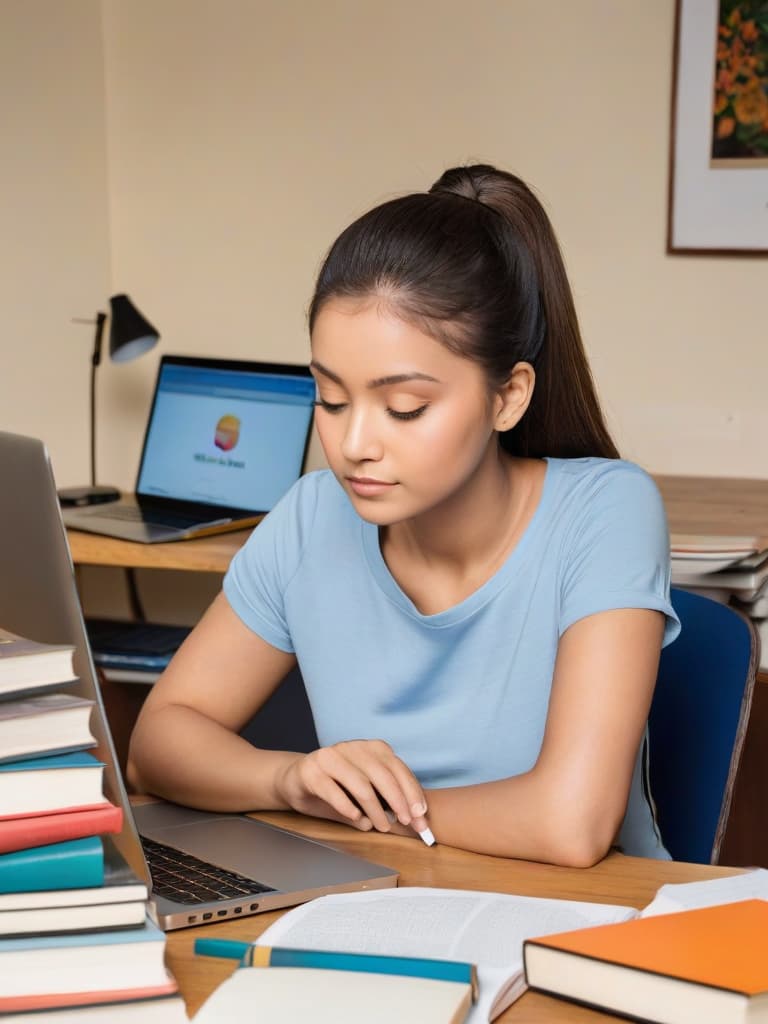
[523,899,768,1023]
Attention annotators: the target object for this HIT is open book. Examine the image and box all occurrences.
[641,868,768,917]
[254,887,638,1022]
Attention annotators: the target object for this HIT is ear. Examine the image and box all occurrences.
[493,362,535,433]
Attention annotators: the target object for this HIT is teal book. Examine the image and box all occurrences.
[0,835,104,894]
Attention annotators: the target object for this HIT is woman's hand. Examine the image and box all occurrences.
[274,740,429,836]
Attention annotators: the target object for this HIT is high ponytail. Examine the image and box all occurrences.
[309,163,619,460]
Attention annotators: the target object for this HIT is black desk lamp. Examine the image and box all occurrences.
[58,294,160,507]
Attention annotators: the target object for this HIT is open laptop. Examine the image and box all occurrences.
[0,431,398,930]
[62,355,316,543]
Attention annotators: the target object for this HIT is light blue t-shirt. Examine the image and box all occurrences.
[224,458,681,859]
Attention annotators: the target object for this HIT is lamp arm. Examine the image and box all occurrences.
[89,312,107,487]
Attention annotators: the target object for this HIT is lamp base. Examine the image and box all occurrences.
[58,484,121,507]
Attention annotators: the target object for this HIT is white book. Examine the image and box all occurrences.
[0,917,169,997]
[0,897,147,936]
[0,751,105,818]
[251,886,638,1022]
[0,693,96,763]
[0,999,189,1024]
[0,628,76,697]
[193,966,471,1024]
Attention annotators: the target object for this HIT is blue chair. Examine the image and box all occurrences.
[648,587,760,864]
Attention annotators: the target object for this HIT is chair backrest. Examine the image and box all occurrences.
[648,587,759,864]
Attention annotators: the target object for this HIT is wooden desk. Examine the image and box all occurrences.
[655,474,768,549]
[67,527,252,573]
[165,812,740,1022]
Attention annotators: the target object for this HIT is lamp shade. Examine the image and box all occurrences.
[108,293,160,363]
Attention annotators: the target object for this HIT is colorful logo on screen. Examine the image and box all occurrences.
[214,414,241,451]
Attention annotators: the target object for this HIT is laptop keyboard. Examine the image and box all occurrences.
[142,837,277,905]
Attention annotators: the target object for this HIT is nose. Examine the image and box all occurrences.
[340,407,383,464]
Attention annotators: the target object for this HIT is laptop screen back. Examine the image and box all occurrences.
[0,432,150,885]
[136,357,316,512]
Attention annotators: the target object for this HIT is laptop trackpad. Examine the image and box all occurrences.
[139,814,384,890]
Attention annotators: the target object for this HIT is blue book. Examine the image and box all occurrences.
[0,835,104,894]
[0,751,105,817]
[195,938,477,993]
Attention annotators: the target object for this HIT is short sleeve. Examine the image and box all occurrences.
[223,473,321,652]
[558,463,680,646]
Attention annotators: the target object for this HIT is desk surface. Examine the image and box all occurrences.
[66,527,251,572]
[166,812,739,1022]
[654,474,768,550]
[67,474,768,574]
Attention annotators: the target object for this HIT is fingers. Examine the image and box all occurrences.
[332,741,428,835]
[281,741,428,836]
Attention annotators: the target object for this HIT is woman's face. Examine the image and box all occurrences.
[310,298,503,527]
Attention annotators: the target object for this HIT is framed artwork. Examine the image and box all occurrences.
[667,0,768,254]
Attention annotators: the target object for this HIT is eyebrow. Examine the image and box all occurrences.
[310,360,440,389]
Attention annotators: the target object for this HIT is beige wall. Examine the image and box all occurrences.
[1,0,112,486]
[3,0,767,491]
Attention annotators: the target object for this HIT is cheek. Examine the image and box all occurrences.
[417,406,492,461]
[314,415,340,458]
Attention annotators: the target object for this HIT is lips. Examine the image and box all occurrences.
[346,476,396,497]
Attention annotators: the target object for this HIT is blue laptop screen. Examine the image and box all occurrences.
[136,361,316,511]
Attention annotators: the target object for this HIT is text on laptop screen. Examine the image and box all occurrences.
[136,362,315,510]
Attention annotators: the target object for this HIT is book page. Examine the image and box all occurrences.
[642,869,768,917]
[259,887,637,1022]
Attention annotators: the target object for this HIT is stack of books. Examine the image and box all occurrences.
[669,534,768,672]
[0,626,188,1022]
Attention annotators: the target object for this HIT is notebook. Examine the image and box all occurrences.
[61,354,316,543]
[0,431,399,930]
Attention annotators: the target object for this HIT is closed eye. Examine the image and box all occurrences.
[388,405,428,421]
[315,399,347,414]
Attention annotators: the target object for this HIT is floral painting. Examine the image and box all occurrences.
[668,0,768,252]
[711,0,768,164]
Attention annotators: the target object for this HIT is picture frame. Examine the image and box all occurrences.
[667,0,768,255]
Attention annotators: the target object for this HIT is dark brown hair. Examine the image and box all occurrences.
[308,163,618,459]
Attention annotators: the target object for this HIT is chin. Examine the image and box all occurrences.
[348,502,404,527]
[343,491,410,527]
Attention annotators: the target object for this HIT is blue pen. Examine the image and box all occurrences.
[194,939,477,1000]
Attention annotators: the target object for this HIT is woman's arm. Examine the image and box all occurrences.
[127,592,301,809]
[127,592,429,833]
[417,607,665,866]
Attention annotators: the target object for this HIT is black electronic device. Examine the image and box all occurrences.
[58,484,121,507]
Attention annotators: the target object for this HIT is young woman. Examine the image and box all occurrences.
[128,164,679,867]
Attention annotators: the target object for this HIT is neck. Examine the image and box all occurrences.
[383,448,542,575]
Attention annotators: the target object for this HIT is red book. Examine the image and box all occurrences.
[0,801,123,853]
[0,975,181,1012]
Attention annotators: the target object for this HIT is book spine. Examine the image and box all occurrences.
[0,836,104,893]
[251,947,476,991]
[0,978,179,1013]
[0,803,123,854]
[195,939,476,994]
